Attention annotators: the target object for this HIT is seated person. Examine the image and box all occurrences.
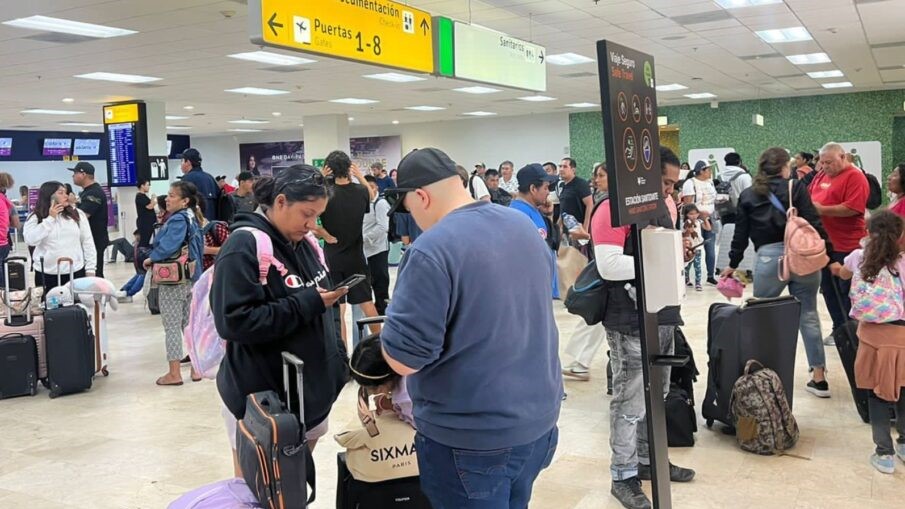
[109,229,139,262]
[334,335,418,483]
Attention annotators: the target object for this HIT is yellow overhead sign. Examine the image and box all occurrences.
[252,0,434,74]
[103,103,139,124]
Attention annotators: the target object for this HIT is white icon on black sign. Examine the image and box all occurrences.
[641,130,653,170]
[632,95,641,123]
[617,92,628,122]
[644,97,653,124]
[403,11,414,33]
[623,128,637,172]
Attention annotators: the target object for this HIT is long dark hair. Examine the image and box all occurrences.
[254,164,329,211]
[31,181,79,224]
[169,181,204,225]
[860,211,904,283]
[350,335,399,388]
[752,147,791,196]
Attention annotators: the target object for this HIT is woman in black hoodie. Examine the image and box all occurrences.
[212,164,350,474]
[722,147,839,399]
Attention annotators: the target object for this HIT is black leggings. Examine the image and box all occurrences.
[35,268,87,294]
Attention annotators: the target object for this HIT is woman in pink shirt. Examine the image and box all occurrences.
[0,173,20,266]
[887,164,905,219]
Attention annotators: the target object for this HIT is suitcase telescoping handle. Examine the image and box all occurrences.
[355,316,386,342]
[281,351,304,420]
[56,257,76,301]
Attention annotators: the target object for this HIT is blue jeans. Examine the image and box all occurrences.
[415,428,558,509]
[820,251,852,330]
[685,251,702,286]
[702,218,720,279]
[753,243,826,369]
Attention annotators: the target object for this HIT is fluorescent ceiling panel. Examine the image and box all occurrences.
[21,109,84,115]
[329,98,379,104]
[656,83,688,92]
[2,15,136,38]
[714,0,783,8]
[229,128,263,132]
[463,111,497,116]
[225,87,290,95]
[59,122,101,127]
[786,53,831,65]
[228,119,270,124]
[565,102,598,108]
[227,51,315,66]
[75,72,161,83]
[807,70,844,78]
[822,81,852,88]
[684,92,717,99]
[755,27,812,43]
[405,106,446,111]
[546,53,595,65]
[166,126,191,130]
[165,115,189,120]
[518,96,556,102]
[363,73,426,83]
[454,86,502,94]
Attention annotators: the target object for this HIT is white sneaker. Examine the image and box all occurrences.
[823,334,836,346]
[562,361,590,381]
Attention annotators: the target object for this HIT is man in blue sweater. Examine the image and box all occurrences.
[178,148,219,221]
[381,148,562,508]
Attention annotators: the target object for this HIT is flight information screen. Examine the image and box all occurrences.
[107,122,137,186]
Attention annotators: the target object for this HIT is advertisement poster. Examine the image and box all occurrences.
[838,141,881,181]
[350,136,403,171]
[239,141,305,176]
[686,147,736,179]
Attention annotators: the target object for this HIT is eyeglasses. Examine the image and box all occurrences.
[276,172,326,194]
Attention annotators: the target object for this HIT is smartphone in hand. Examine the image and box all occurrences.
[331,274,366,291]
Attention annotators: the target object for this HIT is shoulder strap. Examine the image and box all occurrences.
[729,172,745,184]
[787,179,794,210]
[236,227,287,284]
[767,193,786,216]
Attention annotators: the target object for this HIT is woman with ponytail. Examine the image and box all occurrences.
[143,180,204,386]
[723,147,839,398]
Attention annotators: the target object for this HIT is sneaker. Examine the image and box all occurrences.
[806,379,831,398]
[685,279,692,287]
[562,362,590,381]
[706,277,718,286]
[823,334,836,346]
[637,462,696,483]
[871,453,895,474]
[695,285,703,292]
[611,477,651,509]
[896,443,905,464]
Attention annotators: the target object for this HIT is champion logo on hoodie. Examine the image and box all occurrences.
[284,269,328,289]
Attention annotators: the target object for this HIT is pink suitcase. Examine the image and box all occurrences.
[2,258,46,379]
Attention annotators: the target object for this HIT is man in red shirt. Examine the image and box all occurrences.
[809,142,869,332]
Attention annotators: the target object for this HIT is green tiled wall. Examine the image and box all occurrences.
[894,116,905,169]
[570,89,905,178]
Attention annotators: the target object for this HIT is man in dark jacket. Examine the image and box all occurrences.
[70,162,107,278]
[593,147,695,509]
[179,148,220,221]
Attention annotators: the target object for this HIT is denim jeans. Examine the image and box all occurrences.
[870,390,905,456]
[415,427,558,509]
[753,243,826,369]
[820,251,852,330]
[702,218,720,279]
[607,326,674,480]
[685,251,702,286]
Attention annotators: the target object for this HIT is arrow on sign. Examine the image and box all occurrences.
[268,13,283,36]
[539,51,544,63]
[421,18,430,35]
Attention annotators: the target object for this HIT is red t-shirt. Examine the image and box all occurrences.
[890,197,905,219]
[808,165,868,253]
[591,199,630,249]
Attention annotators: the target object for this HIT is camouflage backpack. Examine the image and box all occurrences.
[729,360,799,455]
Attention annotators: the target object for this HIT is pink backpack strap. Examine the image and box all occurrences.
[304,232,327,269]
[236,227,287,284]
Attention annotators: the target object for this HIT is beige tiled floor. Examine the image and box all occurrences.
[0,260,901,508]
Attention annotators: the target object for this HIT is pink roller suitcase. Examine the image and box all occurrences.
[2,257,46,379]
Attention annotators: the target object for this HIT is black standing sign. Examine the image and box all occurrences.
[597,40,664,227]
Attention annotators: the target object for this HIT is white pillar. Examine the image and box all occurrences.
[301,114,350,166]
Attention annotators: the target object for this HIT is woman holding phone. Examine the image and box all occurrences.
[23,181,96,288]
[211,164,350,476]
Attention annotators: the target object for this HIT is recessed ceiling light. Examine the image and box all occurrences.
[229,119,270,124]
[655,83,688,92]
[59,122,101,127]
[684,92,717,99]
[786,52,831,65]
[165,115,189,120]
[392,120,400,125]
[463,111,497,116]
[565,102,598,108]
[183,105,195,110]
[167,126,192,130]
[755,27,812,44]
[546,53,595,65]
[61,97,75,103]
[298,123,304,127]
[2,15,137,38]
[272,112,282,117]
[363,72,426,83]
[229,128,263,132]
[227,51,315,66]
[21,108,84,115]
[348,117,355,121]
[75,72,161,83]
[405,105,446,111]
[807,70,844,79]
[714,0,783,8]
[329,98,379,105]
[518,95,556,102]
[822,81,852,89]
[225,87,290,96]
[454,86,501,94]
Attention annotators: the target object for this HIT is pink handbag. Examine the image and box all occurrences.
[717,276,745,299]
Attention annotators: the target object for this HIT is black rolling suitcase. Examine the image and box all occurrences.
[42,257,94,398]
[238,351,315,508]
[827,278,872,423]
[702,296,801,429]
[336,452,432,509]
[0,333,38,399]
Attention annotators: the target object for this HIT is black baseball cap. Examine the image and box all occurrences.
[180,148,202,165]
[67,161,95,175]
[517,163,557,189]
[384,148,459,215]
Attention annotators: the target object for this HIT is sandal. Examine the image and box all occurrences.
[156,376,183,386]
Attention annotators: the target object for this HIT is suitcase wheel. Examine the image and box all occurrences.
[41,379,50,389]
[101,367,109,377]
[49,391,58,399]
[705,418,713,428]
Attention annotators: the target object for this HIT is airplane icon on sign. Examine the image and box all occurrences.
[297,20,307,31]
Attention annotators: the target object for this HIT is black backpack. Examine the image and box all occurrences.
[863,170,882,210]
[666,383,697,447]
[714,172,746,223]
[217,192,236,223]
